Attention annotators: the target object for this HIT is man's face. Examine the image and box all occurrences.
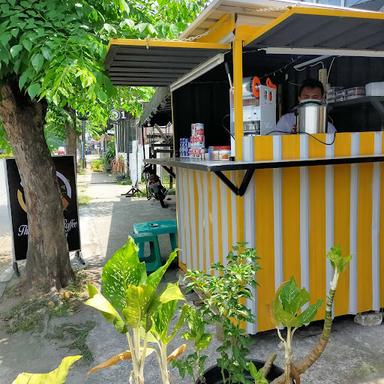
[298,86,323,102]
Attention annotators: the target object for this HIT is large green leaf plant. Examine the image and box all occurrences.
[85,237,186,384]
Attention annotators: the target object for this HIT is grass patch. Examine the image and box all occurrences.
[4,299,47,334]
[78,195,91,205]
[2,270,91,334]
[46,321,96,363]
[116,175,132,185]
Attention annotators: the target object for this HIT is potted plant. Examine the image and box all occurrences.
[177,242,283,384]
[269,246,351,384]
[176,244,350,384]
[85,237,187,384]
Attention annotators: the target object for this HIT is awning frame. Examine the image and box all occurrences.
[105,39,230,87]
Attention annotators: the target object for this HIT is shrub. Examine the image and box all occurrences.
[90,159,103,172]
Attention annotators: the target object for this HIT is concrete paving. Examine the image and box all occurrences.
[0,164,383,384]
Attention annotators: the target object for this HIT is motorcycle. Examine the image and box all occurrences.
[142,164,168,208]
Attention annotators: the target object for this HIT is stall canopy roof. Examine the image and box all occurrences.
[105,39,229,86]
[246,7,384,51]
[181,0,294,41]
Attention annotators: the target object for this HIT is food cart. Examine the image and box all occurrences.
[105,0,384,333]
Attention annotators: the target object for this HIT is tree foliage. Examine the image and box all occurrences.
[0,0,207,148]
[0,0,206,121]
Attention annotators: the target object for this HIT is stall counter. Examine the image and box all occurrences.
[146,132,384,333]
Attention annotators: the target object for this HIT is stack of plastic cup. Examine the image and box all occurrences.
[179,138,190,157]
[190,123,205,159]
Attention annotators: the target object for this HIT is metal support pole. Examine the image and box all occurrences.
[233,34,244,161]
[126,119,130,178]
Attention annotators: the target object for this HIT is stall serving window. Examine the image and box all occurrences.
[171,49,384,159]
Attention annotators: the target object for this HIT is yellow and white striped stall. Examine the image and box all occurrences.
[175,132,384,333]
[104,1,384,334]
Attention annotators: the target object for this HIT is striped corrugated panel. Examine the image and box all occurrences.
[176,132,383,333]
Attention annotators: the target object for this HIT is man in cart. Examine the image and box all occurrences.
[275,78,336,134]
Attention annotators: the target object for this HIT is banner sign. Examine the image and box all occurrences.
[5,156,80,261]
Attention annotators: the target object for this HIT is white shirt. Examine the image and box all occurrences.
[275,112,336,134]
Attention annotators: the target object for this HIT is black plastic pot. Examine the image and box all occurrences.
[196,359,285,384]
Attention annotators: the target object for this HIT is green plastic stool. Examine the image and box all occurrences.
[132,232,162,273]
[133,220,177,251]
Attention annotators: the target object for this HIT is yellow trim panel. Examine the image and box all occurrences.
[108,38,230,51]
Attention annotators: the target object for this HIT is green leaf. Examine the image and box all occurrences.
[85,284,126,333]
[151,284,185,343]
[31,53,44,72]
[10,44,23,58]
[271,277,309,327]
[0,46,9,64]
[41,46,52,60]
[10,28,19,38]
[147,249,178,290]
[20,1,31,8]
[103,23,117,34]
[271,294,295,328]
[196,333,212,350]
[12,355,81,384]
[102,237,147,311]
[146,24,157,36]
[52,93,60,106]
[27,83,41,99]
[327,246,351,273]
[247,362,268,384]
[279,278,310,315]
[158,283,185,305]
[0,33,11,47]
[151,299,178,341]
[136,23,148,33]
[294,299,323,327]
[122,284,155,328]
[96,88,107,103]
[120,19,135,28]
[272,278,323,329]
[21,39,32,52]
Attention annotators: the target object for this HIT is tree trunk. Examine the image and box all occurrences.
[66,121,78,162]
[0,79,74,291]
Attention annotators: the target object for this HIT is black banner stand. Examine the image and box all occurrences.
[4,156,82,274]
[121,182,143,197]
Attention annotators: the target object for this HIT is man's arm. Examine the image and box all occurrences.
[275,113,295,134]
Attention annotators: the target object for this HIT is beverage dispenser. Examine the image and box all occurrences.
[230,76,277,138]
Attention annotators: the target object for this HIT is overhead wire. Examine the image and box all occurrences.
[294,60,325,72]
[327,56,338,83]
[267,130,337,146]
